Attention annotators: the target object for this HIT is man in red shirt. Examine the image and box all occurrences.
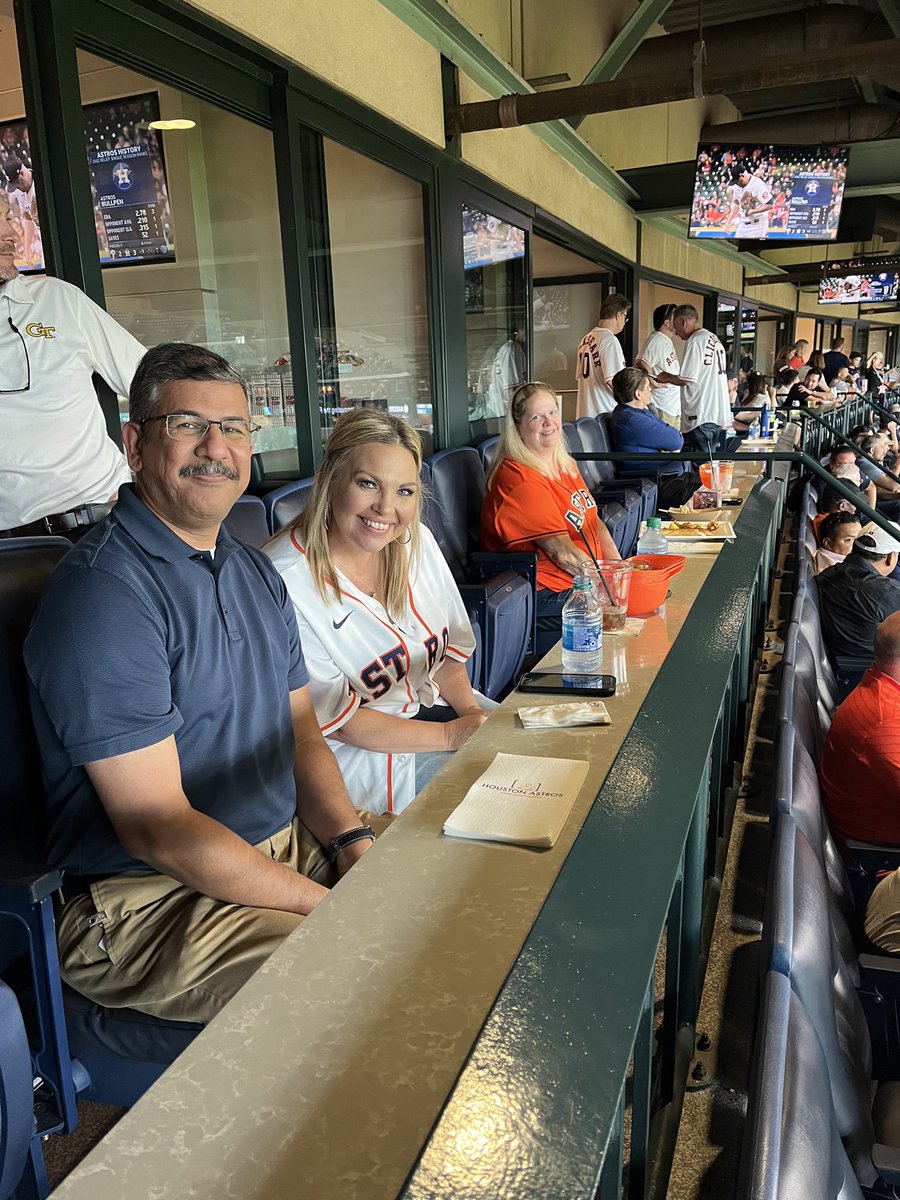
[820,612,900,851]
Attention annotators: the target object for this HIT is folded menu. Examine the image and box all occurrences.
[443,752,590,849]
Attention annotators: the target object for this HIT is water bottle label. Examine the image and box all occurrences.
[562,622,602,653]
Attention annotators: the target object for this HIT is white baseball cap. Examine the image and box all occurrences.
[857,521,900,555]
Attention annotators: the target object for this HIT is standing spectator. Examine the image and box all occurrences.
[823,336,850,384]
[847,351,863,390]
[789,340,810,370]
[635,303,693,430]
[672,304,732,435]
[575,293,630,418]
[867,351,887,398]
[819,522,900,698]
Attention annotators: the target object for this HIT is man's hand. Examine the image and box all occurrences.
[334,836,374,878]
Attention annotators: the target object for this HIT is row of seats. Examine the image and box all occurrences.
[740,483,900,1199]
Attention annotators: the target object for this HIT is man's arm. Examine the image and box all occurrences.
[63,282,147,398]
[289,686,377,874]
[86,737,330,915]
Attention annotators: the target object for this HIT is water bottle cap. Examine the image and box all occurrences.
[647,517,662,528]
[572,575,592,589]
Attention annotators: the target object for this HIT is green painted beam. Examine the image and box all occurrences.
[377,0,639,203]
[570,0,675,128]
[876,0,900,36]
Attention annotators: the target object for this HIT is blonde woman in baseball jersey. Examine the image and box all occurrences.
[266,410,493,816]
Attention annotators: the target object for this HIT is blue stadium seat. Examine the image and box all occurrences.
[574,417,652,543]
[596,500,630,559]
[427,447,535,698]
[0,979,44,1200]
[584,414,660,521]
[740,971,864,1200]
[477,436,500,476]
[222,495,270,548]
[264,477,315,534]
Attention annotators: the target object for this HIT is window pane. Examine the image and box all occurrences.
[76,51,296,471]
[463,204,527,439]
[318,140,432,456]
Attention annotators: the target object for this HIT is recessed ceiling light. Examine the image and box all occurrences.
[148,119,196,131]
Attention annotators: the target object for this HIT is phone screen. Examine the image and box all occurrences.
[517,672,617,697]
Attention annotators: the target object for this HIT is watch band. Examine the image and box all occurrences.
[325,825,376,867]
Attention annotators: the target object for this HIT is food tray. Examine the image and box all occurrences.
[661,507,723,523]
[650,519,736,542]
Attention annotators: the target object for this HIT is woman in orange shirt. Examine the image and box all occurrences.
[481,381,619,656]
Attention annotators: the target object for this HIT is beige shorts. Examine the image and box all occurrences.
[658,410,681,430]
[865,868,900,954]
[56,812,389,1025]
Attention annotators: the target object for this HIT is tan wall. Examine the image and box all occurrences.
[185,0,446,147]
[798,292,858,320]
[639,222,742,294]
[750,282,798,312]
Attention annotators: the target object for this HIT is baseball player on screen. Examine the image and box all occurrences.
[728,162,773,239]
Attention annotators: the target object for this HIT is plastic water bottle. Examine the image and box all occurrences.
[561,576,603,673]
[760,405,770,438]
[636,517,669,556]
[748,415,761,438]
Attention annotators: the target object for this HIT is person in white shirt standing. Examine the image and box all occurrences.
[3,156,41,267]
[0,191,146,539]
[575,293,630,418]
[728,162,773,240]
[635,303,694,430]
[672,304,733,436]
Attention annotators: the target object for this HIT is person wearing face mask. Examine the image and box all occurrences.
[0,191,146,540]
[266,408,494,817]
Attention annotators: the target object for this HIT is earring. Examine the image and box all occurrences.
[399,529,412,545]
[325,503,331,530]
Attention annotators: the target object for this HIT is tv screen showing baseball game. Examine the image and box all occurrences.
[1,91,176,274]
[462,205,526,269]
[689,143,850,241]
[819,268,899,305]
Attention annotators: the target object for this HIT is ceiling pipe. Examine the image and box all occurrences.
[701,104,900,145]
[445,40,900,136]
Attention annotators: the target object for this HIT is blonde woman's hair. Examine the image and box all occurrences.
[486,381,576,488]
[296,408,423,620]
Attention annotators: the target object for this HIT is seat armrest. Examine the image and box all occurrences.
[0,861,62,906]
[872,1143,900,1185]
[470,551,537,588]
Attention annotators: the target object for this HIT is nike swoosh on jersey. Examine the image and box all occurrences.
[332,613,352,630]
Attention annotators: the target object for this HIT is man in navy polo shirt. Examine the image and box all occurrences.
[25,342,385,1024]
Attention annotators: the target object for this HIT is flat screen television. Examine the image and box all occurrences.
[689,143,850,242]
[1,91,176,274]
[819,267,899,305]
[462,205,525,269]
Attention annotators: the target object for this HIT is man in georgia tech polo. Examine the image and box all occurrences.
[0,191,145,540]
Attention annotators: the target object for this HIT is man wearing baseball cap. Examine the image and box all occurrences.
[819,520,900,699]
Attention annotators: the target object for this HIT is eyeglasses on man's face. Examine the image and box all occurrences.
[138,412,260,445]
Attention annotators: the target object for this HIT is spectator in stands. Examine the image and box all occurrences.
[821,613,900,867]
[25,343,387,1026]
[0,191,145,541]
[575,293,630,418]
[774,367,798,403]
[823,335,850,384]
[855,435,900,519]
[266,409,492,817]
[848,351,863,390]
[813,484,860,540]
[814,511,862,574]
[732,371,771,436]
[799,349,827,384]
[672,304,733,437]
[773,344,796,383]
[819,521,900,699]
[867,351,887,398]
[814,446,876,508]
[635,302,693,430]
[481,381,619,656]
[785,369,824,408]
[828,366,852,398]
[608,366,701,508]
[788,339,809,370]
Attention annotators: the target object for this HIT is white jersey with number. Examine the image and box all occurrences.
[679,328,732,432]
[575,325,624,417]
[735,175,772,239]
[637,329,681,417]
[265,524,476,816]
[485,338,526,418]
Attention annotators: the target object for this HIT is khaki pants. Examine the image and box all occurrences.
[865,868,900,954]
[56,813,389,1025]
[658,410,681,430]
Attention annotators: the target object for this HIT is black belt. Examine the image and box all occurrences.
[2,503,113,539]
[61,873,109,901]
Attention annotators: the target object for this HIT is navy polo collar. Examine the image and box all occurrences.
[112,484,240,564]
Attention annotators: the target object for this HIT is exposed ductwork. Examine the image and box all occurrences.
[701,104,900,145]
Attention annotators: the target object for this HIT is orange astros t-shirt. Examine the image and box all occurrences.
[480,459,602,592]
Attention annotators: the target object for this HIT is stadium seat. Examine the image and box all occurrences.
[595,500,631,560]
[575,415,658,526]
[0,979,45,1200]
[0,537,201,1128]
[263,477,315,534]
[222,495,270,547]
[426,447,535,698]
[477,436,500,476]
[801,518,817,561]
[739,970,864,1200]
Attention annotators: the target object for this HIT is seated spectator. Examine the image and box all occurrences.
[847,351,863,390]
[798,350,826,383]
[814,511,861,574]
[814,446,877,511]
[813,484,859,541]
[828,366,851,398]
[732,371,770,435]
[481,380,619,657]
[785,369,824,408]
[820,614,900,863]
[819,521,900,699]
[25,343,388,1026]
[856,434,900,519]
[607,365,702,509]
[867,351,887,398]
[774,367,798,403]
[265,409,493,816]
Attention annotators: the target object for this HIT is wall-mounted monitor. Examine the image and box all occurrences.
[819,262,899,305]
[689,143,850,242]
[1,91,176,274]
[462,205,525,269]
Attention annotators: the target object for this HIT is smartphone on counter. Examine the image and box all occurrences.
[517,672,617,697]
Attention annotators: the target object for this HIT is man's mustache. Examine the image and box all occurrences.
[179,462,240,481]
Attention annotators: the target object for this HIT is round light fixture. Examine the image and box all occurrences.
[148,119,196,131]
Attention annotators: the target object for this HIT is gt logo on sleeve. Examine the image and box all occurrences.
[25,322,56,340]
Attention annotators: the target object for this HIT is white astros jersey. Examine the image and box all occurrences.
[679,328,732,432]
[265,524,475,815]
[575,326,624,417]
[637,329,681,416]
[735,174,772,238]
